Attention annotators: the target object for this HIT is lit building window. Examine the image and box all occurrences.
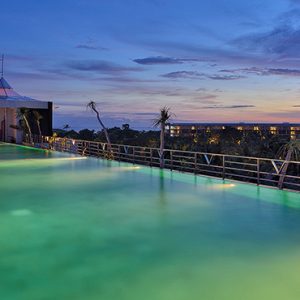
[208,137,218,144]
[270,127,277,134]
[291,131,296,140]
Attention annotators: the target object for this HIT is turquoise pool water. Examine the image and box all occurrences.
[1,143,300,300]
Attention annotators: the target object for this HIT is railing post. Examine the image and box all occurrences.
[257,158,260,185]
[222,155,225,180]
[150,148,153,167]
[133,147,135,164]
[27,136,300,192]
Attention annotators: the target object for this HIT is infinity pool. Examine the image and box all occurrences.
[1,143,300,300]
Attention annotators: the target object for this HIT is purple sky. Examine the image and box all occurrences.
[2,0,300,130]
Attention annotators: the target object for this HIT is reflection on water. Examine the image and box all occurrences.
[1,144,300,300]
[158,169,167,206]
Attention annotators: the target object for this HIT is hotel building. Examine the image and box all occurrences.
[167,123,300,140]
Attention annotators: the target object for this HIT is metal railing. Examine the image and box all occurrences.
[24,135,300,192]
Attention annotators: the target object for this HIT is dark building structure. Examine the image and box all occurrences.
[167,123,300,140]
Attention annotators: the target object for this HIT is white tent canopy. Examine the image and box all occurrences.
[0,76,51,143]
[0,77,48,109]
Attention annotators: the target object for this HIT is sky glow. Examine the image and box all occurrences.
[2,0,300,129]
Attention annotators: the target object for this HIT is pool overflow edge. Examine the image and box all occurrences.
[22,135,300,192]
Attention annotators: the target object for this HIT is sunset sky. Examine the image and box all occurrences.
[2,0,300,129]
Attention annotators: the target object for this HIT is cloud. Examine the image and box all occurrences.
[99,76,158,83]
[220,67,300,77]
[161,71,245,80]
[133,56,204,65]
[220,67,268,76]
[293,105,300,107]
[194,94,218,100]
[76,44,109,51]
[161,71,204,79]
[207,74,245,80]
[265,68,300,76]
[202,105,255,109]
[232,24,300,59]
[65,60,142,74]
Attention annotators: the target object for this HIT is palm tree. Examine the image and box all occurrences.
[87,101,111,149]
[33,110,43,136]
[17,108,32,143]
[153,106,173,168]
[277,140,300,189]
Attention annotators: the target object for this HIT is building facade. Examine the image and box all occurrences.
[167,123,300,140]
[0,76,52,143]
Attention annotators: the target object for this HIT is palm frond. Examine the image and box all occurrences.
[277,140,300,161]
[87,101,97,111]
[33,110,43,121]
[16,107,30,119]
[153,106,173,127]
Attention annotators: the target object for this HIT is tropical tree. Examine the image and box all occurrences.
[87,101,112,150]
[63,124,71,130]
[17,108,32,143]
[277,140,300,189]
[153,106,173,168]
[32,110,43,136]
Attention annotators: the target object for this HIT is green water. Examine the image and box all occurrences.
[1,143,300,300]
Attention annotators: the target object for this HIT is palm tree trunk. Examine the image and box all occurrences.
[92,107,112,151]
[37,121,42,136]
[160,124,165,168]
[24,116,32,143]
[278,149,292,189]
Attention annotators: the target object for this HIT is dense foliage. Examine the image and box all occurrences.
[54,126,290,159]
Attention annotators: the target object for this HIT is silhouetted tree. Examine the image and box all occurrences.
[17,108,32,142]
[87,101,111,149]
[33,110,43,136]
[153,107,173,168]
